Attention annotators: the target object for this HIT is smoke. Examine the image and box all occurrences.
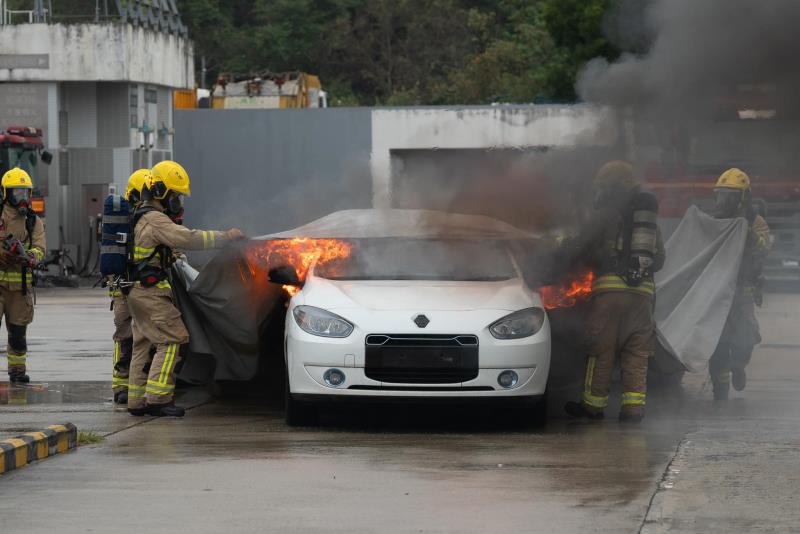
[580,0,800,115]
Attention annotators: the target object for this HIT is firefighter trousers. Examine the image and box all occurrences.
[126,285,189,409]
[710,293,760,388]
[0,286,33,375]
[111,293,133,394]
[581,291,655,416]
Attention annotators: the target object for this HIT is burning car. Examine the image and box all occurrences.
[172,209,607,426]
[271,237,550,425]
[257,210,551,426]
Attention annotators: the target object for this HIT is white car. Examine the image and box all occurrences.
[273,228,551,426]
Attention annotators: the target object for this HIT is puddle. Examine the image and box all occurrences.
[0,381,110,405]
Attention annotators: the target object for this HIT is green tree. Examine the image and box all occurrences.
[541,0,620,101]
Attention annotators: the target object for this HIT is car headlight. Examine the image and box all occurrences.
[292,305,354,338]
[489,307,545,339]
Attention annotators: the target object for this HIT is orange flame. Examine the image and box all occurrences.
[540,271,594,310]
[241,238,353,295]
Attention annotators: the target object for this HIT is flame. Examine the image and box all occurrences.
[540,271,595,310]
[241,238,353,295]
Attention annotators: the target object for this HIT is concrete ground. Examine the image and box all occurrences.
[1,287,799,533]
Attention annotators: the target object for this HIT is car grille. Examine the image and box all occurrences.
[365,334,479,384]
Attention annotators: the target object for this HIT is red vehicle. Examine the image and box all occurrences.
[0,125,52,215]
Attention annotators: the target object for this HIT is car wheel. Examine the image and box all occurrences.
[284,374,319,427]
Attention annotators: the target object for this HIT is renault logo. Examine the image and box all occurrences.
[413,314,430,328]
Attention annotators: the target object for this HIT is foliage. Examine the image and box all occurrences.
[39,0,621,105]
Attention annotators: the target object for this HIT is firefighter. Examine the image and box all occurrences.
[126,160,243,417]
[708,168,770,400]
[109,169,150,404]
[564,160,665,423]
[0,168,45,383]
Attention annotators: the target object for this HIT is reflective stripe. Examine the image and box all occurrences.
[633,211,658,224]
[113,342,120,365]
[0,271,23,282]
[128,386,146,398]
[103,215,129,224]
[112,377,129,388]
[158,343,178,384]
[208,231,215,248]
[582,357,609,408]
[202,231,208,249]
[109,288,123,298]
[146,382,175,395]
[7,353,26,364]
[582,391,609,408]
[133,246,155,260]
[155,280,171,289]
[584,357,596,394]
[101,245,127,255]
[593,274,655,296]
[621,392,647,406]
[714,371,731,384]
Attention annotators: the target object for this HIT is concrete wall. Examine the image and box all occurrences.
[172,105,621,235]
[0,23,193,88]
[370,105,619,208]
[174,109,373,236]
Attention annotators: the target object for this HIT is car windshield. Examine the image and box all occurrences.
[314,238,517,281]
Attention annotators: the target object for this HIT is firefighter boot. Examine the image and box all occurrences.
[619,411,644,424]
[732,367,747,392]
[127,406,149,417]
[147,403,185,418]
[8,366,29,384]
[712,379,729,401]
[564,401,604,420]
[114,389,129,405]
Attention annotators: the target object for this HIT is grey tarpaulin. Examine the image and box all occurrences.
[170,209,541,383]
[655,205,749,372]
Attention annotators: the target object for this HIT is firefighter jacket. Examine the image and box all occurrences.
[0,205,45,291]
[132,201,233,288]
[576,201,665,299]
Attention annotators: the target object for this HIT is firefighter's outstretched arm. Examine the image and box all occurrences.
[145,212,243,251]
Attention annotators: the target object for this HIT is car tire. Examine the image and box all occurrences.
[284,374,319,427]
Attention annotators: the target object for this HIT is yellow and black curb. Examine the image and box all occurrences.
[0,423,77,475]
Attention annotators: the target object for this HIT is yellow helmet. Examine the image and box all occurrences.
[125,169,150,202]
[715,168,751,191]
[593,160,640,189]
[1,167,33,202]
[149,160,191,199]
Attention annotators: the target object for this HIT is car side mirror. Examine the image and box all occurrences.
[268,265,301,286]
[40,150,53,165]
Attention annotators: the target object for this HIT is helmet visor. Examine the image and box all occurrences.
[8,187,31,207]
[714,188,742,216]
[165,192,184,215]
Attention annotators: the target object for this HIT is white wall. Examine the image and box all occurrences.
[369,105,620,208]
[0,23,194,88]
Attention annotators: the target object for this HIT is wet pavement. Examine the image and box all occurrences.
[0,288,799,533]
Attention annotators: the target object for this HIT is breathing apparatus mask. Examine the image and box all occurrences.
[714,188,743,218]
[6,187,31,216]
[162,191,184,219]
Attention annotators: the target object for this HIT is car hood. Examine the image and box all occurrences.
[297,276,539,312]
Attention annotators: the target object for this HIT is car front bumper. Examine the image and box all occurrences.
[286,319,551,400]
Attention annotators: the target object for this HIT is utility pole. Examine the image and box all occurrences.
[201,55,207,89]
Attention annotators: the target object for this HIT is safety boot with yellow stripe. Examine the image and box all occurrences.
[8,367,29,384]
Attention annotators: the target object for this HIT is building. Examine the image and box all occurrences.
[0,1,193,264]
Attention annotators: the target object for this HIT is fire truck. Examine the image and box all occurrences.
[0,125,52,215]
